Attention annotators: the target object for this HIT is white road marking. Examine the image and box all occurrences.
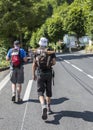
[0,73,10,91]
[64,59,93,80]
[71,65,83,72]
[87,74,93,79]
[20,101,28,130]
[21,80,33,130]
[23,80,33,101]
[64,60,70,64]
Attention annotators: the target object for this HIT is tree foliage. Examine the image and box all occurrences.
[0,0,50,45]
[0,0,93,49]
[63,5,85,38]
[46,16,64,42]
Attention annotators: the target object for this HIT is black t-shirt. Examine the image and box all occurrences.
[33,48,56,72]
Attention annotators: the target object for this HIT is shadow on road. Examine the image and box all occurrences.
[51,97,69,105]
[45,110,93,125]
[23,97,69,105]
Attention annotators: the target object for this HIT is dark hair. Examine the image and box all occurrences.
[14,40,20,45]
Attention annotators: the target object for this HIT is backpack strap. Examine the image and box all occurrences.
[35,48,43,67]
[52,68,55,86]
[46,55,51,67]
[11,48,20,55]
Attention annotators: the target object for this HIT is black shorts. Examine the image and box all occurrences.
[37,72,52,97]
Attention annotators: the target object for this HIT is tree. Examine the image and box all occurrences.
[29,32,38,48]
[82,0,93,38]
[46,16,64,43]
[0,0,50,46]
[63,5,85,42]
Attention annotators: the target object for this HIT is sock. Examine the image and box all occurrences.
[18,94,20,99]
[12,92,16,97]
[47,103,51,111]
[47,103,50,107]
[41,103,46,109]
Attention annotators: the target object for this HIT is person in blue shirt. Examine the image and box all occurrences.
[6,40,27,103]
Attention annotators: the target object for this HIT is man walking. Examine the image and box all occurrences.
[6,40,27,103]
[32,37,56,120]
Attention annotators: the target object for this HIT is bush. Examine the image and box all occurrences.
[0,46,9,68]
[0,60,9,68]
[0,46,7,60]
[85,45,93,53]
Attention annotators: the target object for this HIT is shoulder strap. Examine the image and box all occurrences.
[47,55,51,67]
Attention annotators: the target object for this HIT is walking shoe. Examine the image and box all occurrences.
[47,109,53,115]
[17,98,23,103]
[12,95,16,102]
[47,105,54,115]
[42,107,47,120]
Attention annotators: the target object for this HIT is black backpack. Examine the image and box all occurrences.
[35,49,52,71]
[35,48,55,85]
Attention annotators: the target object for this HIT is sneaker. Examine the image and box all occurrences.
[42,107,47,120]
[12,96,16,102]
[17,98,23,103]
[47,109,53,115]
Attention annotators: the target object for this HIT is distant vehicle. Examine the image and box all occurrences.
[63,34,89,49]
[63,34,77,48]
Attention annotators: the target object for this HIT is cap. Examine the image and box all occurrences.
[14,40,20,45]
[39,37,48,47]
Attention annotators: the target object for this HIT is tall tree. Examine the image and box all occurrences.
[82,0,93,38]
[63,5,85,42]
[46,16,64,43]
[0,0,50,45]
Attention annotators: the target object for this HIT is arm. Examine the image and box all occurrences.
[23,57,27,63]
[52,58,56,65]
[6,56,10,61]
[32,61,37,80]
[51,53,56,66]
[21,49,28,63]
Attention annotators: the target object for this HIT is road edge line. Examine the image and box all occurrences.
[0,73,10,91]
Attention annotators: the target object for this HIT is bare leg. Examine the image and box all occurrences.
[46,96,51,110]
[39,96,45,105]
[11,83,16,102]
[17,84,22,100]
[46,96,51,105]
[12,83,16,96]
[46,96,53,114]
[39,96,47,120]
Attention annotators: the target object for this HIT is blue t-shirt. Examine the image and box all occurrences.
[7,48,27,68]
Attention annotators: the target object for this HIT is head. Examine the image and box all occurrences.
[38,37,48,47]
[13,40,20,48]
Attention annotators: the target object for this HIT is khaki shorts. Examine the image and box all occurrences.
[10,66,24,84]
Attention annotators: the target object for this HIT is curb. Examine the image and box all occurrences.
[0,67,9,72]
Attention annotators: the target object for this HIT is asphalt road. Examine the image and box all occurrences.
[0,52,93,130]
